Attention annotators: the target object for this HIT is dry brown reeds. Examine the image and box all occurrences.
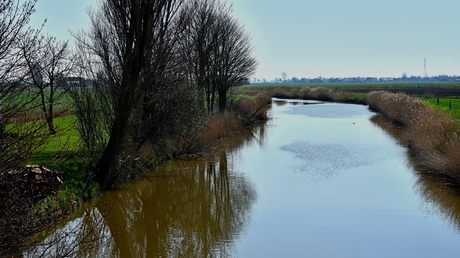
[366,91,433,125]
[133,92,272,165]
[272,87,302,99]
[367,91,460,183]
[200,111,243,145]
[237,89,264,97]
[301,87,334,101]
[201,91,272,144]
[5,108,72,124]
[270,86,366,104]
[230,91,272,124]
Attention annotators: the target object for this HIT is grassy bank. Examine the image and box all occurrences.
[367,91,460,183]
[1,90,273,255]
[20,115,97,203]
[9,83,460,254]
[422,97,460,120]
[25,91,272,198]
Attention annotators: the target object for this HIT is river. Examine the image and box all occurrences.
[34,99,460,257]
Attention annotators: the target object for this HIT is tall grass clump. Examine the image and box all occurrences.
[367,91,460,183]
[230,91,272,124]
[199,92,272,145]
[272,87,301,99]
[134,91,273,162]
[366,91,432,125]
[199,111,243,146]
[301,87,334,101]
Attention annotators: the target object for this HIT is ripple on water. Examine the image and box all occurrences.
[281,103,371,119]
[280,141,393,180]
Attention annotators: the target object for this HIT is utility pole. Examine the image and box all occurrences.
[423,58,427,78]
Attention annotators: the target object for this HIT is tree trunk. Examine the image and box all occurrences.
[94,109,129,189]
[218,87,227,112]
[46,116,56,135]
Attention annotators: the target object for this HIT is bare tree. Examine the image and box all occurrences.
[0,2,75,255]
[180,0,257,112]
[281,71,287,83]
[73,0,186,189]
[0,0,48,171]
[179,0,220,111]
[130,1,207,160]
[19,34,74,135]
[213,8,257,111]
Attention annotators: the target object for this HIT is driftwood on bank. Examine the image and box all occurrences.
[0,165,64,255]
[1,165,63,206]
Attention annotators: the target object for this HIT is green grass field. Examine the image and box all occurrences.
[27,115,99,201]
[4,88,73,115]
[422,97,460,120]
[28,115,81,163]
[243,81,460,90]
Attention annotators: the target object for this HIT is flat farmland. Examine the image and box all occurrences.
[243,82,460,97]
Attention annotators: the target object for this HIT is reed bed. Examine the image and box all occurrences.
[367,91,460,183]
[300,87,334,101]
[230,92,272,123]
[270,87,366,104]
[202,92,271,141]
[199,111,243,145]
[272,87,301,99]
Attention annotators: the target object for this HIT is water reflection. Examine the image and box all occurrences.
[273,100,288,107]
[371,111,460,234]
[84,150,257,257]
[281,102,370,118]
[272,98,323,107]
[216,126,268,154]
[37,127,265,257]
[369,114,405,145]
[25,202,116,257]
[41,101,460,257]
[410,152,460,234]
[281,141,390,180]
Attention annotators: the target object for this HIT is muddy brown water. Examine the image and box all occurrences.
[35,99,460,257]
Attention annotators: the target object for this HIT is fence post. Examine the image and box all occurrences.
[450,101,452,110]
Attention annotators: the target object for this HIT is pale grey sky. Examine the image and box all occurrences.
[29,0,460,80]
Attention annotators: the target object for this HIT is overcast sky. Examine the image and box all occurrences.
[29,0,460,80]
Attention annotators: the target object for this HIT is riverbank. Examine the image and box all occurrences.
[244,85,460,185]
[39,97,460,257]
[367,91,460,183]
[0,91,272,256]
[6,84,460,255]
[237,86,367,105]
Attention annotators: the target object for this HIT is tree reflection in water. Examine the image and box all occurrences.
[68,128,262,257]
[371,112,460,234]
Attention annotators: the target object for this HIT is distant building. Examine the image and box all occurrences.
[65,77,89,87]
[379,77,394,82]
[365,77,378,82]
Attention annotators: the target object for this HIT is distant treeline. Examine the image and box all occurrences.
[252,74,460,84]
